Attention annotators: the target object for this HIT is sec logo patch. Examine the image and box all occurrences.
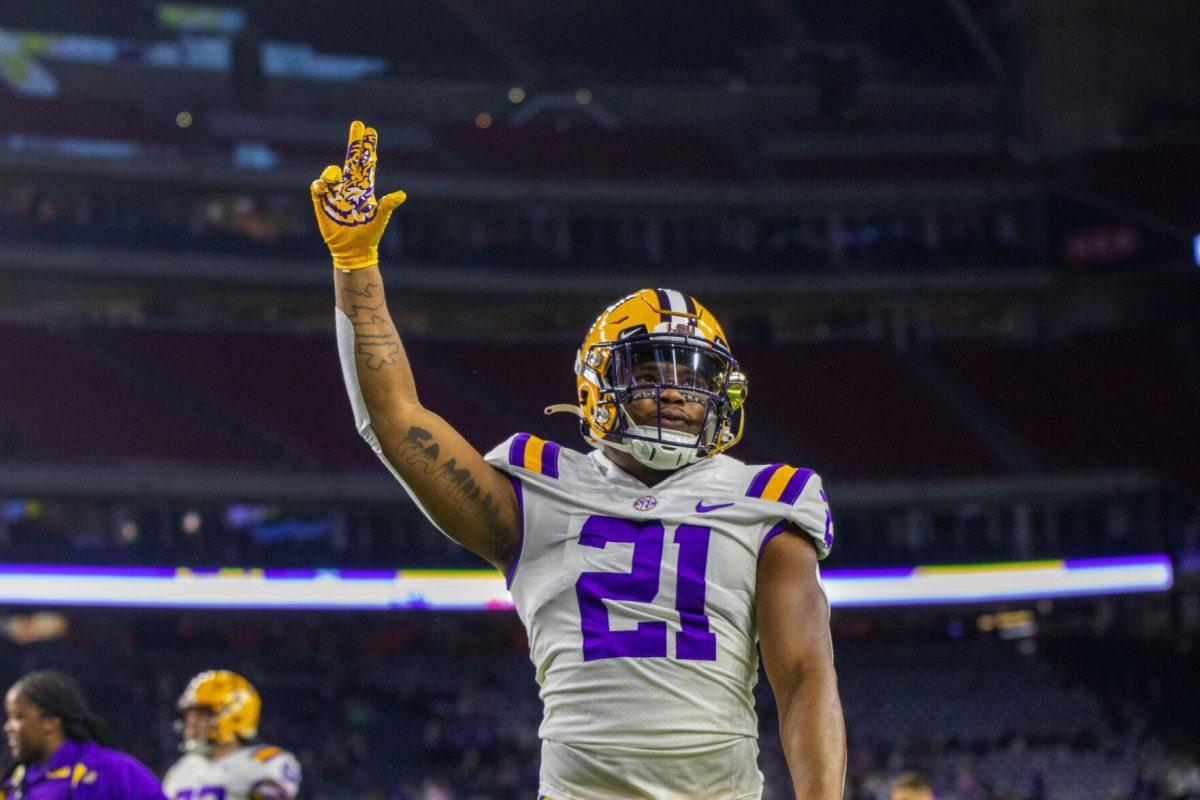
[632,495,658,512]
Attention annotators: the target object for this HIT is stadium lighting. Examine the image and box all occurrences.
[508,86,525,103]
[474,112,493,129]
[175,111,193,128]
[0,555,1172,611]
[181,510,202,535]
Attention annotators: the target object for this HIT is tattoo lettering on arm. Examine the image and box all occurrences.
[397,426,438,470]
[392,426,515,566]
[341,282,400,371]
[396,427,506,522]
[433,458,504,525]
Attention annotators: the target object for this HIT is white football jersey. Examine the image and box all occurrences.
[162,744,300,800]
[483,433,833,800]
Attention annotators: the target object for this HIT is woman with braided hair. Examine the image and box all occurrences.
[2,670,164,800]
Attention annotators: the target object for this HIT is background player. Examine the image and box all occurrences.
[2,670,165,799]
[161,671,300,800]
[891,771,935,800]
[314,121,845,799]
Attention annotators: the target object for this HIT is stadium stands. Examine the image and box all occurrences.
[736,341,1002,479]
[441,123,743,181]
[0,322,262,465]
[95,326,376,470]
[774,153,1024,183]
[6,319,1195,488]
[0,180,1038,272]
[0,93,186,149]
[935,329,1200,487]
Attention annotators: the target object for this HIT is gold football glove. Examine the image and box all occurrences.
[310,120,407,271]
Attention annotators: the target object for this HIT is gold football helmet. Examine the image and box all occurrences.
[574,288,747,470]
[177,670,261,753]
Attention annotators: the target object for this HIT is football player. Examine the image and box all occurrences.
[313,121,845,800]
[161,671,300,800]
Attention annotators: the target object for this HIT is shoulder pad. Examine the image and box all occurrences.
[744,463,814,504]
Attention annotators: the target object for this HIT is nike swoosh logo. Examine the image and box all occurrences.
[695,500,735,513]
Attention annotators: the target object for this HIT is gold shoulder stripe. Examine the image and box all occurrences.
[253,746,283,762]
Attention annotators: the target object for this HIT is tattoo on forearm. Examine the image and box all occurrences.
[395,427,503,524]
[341,281,399,371]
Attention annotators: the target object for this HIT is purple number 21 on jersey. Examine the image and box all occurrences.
[575,515,717,662]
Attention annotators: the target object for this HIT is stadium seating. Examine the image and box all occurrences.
[0,322,261,465]
[735,341,1002,479]
[11,321,1194,489]
[0,92,186,148]
[95,325,374,470]
[935,329,1200,487]
[775,153,1024,182]
[94,325,536,469]
[441,122,743,181]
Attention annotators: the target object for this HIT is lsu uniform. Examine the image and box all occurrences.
[0,740,165,800]
[162,745,300,800]
[485,433,833,800]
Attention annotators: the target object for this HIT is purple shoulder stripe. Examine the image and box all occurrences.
[777,468,814,505]
[508,433,532,469]
[746,463,783,498]
[542,440,562,479]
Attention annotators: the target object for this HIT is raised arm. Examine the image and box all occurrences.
[757,527,847,800]
[312,121,519,572]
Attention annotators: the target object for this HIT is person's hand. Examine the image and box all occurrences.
[311,120,407,270]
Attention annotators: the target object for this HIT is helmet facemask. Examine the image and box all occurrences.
[587,334,744,471]
[176,707,218,755]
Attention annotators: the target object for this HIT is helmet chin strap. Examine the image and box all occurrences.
[614,407,701,471]
[180,736,212,755]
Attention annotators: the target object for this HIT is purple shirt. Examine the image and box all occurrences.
[2,740,166,800]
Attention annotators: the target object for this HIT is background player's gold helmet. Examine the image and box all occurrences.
[575,288,747,470]
[177,670,261,752]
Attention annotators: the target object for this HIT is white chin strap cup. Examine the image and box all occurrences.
[180,737,211,755]
[626,425,700,470]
